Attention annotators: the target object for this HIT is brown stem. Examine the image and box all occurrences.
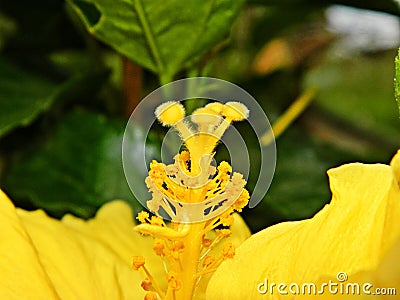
[122,57,143,117]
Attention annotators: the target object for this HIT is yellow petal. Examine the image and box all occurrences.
[18,202,152,300]
[372,237,400,292]
[390,150,400,186]
[0,190,60,299]
[61,201,166,290]
[207,159,400,299]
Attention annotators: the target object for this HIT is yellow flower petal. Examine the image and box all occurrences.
[207,158,400,299]
[0,190,160,300]
[390,150,400,186]
[61,201,166,290]
[0,190,60,300]
[16,201,148,300]
[368,236,400,295]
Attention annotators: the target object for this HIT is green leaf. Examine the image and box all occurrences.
[395,48,400,116]
[0,60,56,137]
[67,0,245,82]
[6,110,155,218]
[304,51,400,145]
[0,59,109,138]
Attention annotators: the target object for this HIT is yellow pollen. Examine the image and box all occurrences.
[216,229,231,238]
[153,239,165,256]
[150,216,165,227]
[220,213,234,227]
[141,278,153,291]
[222,243,235,260]
[202,236,212,248]
[132,256,145,270]
[144,292,158,300]
[232,189,250,212]
[137,211,150,223]
[170,241,184,259]
[167,272,181,290]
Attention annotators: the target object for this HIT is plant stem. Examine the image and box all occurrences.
[122,57,143,117]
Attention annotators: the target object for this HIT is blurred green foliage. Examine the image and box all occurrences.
[0,0,399,230]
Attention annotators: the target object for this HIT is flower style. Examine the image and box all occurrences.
[133,101,251,299]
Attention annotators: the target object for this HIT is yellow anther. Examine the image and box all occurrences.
[170,240,184,252]
[152,239,165,256]
[222,242,235,260]
[220,213,234,227]
[150,216,164,226]
[191,107,221,125]
[205,102,224,114]
[202,236,212,248]
[166,272,181,290]
[144,292,158,300]
[132,256,146,270]
[137,211,150,223]
[216,229,232,238]
[202,255,216,268]
[217,161,232,173]
[141,278,153,291]
[155,101,185,126]
[232,189,250,212]
[222,102,249,121]
[170,241,184,259]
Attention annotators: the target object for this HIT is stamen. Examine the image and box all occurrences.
[144,292,158,300]
[231,189,250,212]
[220,213,234,227]
[137,211,150,223]
[200,229,231,260]
[166,272,181,290]
[153,239,165,256]
[132,256,145,270]
[202,255,216,269]
[150,216,165,227]
[169,241,184,260]
[141,278,153,291]
[202,236,212,248]
[222,242,235,260]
